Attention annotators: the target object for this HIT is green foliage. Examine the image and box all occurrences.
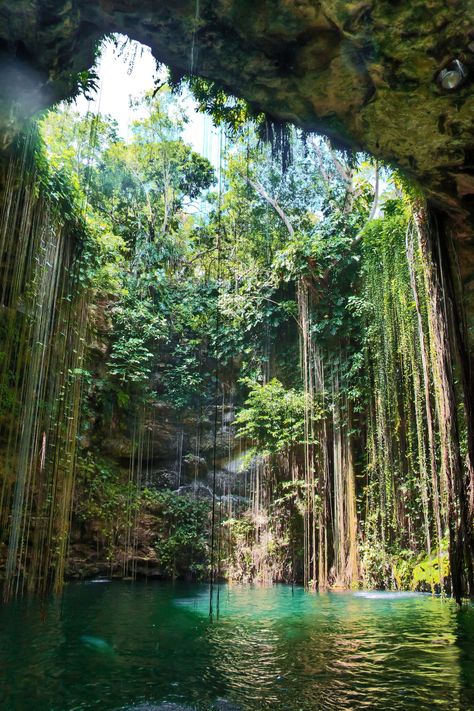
[359,538,394,590]
[172,76,261,134]
[392,550,418,590]
[235,378,318,454]
[108,295,167,389]
[87,92,215,250]
[223,516,254,541]
[0,380,16,420]
[143,489,210,579]
[272,479,308,515]
[75,456,210,578]
[37,73,444,590]
[392,545,450,592]
[21,124,97,259]
[412,551,450,591]
[75,453,140,555]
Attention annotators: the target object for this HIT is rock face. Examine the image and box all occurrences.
[0,0,473,311]
[65,398,250,581]
[0,3,472,186]
[0,2,472,188]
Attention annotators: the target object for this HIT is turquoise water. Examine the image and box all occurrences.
[0,582,473,710]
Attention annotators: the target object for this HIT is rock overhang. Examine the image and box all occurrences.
[0,0,473,279]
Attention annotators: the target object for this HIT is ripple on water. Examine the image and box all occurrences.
[0,582,472,711]
[353,591,425,599]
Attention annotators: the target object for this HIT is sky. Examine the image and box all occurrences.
[73,35,222,167]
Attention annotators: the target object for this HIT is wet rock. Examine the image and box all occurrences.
[182,454,208,477]
[145,469,180,490]
[174,482,214,500]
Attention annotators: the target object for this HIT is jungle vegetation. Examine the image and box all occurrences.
[0,64,472,602]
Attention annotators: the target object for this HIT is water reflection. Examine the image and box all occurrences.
[0,582,472,710]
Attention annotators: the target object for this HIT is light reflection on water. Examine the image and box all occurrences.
[0,582,473,711]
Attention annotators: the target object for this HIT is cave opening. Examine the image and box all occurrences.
[0,33,442,596]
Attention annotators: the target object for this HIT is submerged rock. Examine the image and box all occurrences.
[212,701,241,711]
[79,635,114,654]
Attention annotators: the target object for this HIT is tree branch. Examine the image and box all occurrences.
[244,175,294,237]
[353,161,379,245]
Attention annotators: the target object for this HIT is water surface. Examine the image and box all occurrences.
[0,581,473,710]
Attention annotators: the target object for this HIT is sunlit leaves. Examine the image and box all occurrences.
[235,378,322,455]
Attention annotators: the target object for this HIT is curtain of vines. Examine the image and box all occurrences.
[0,133,90,599]
[360,206,448,587]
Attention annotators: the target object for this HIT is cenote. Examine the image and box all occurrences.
[1,4,474,710]
[1,582,474,711]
